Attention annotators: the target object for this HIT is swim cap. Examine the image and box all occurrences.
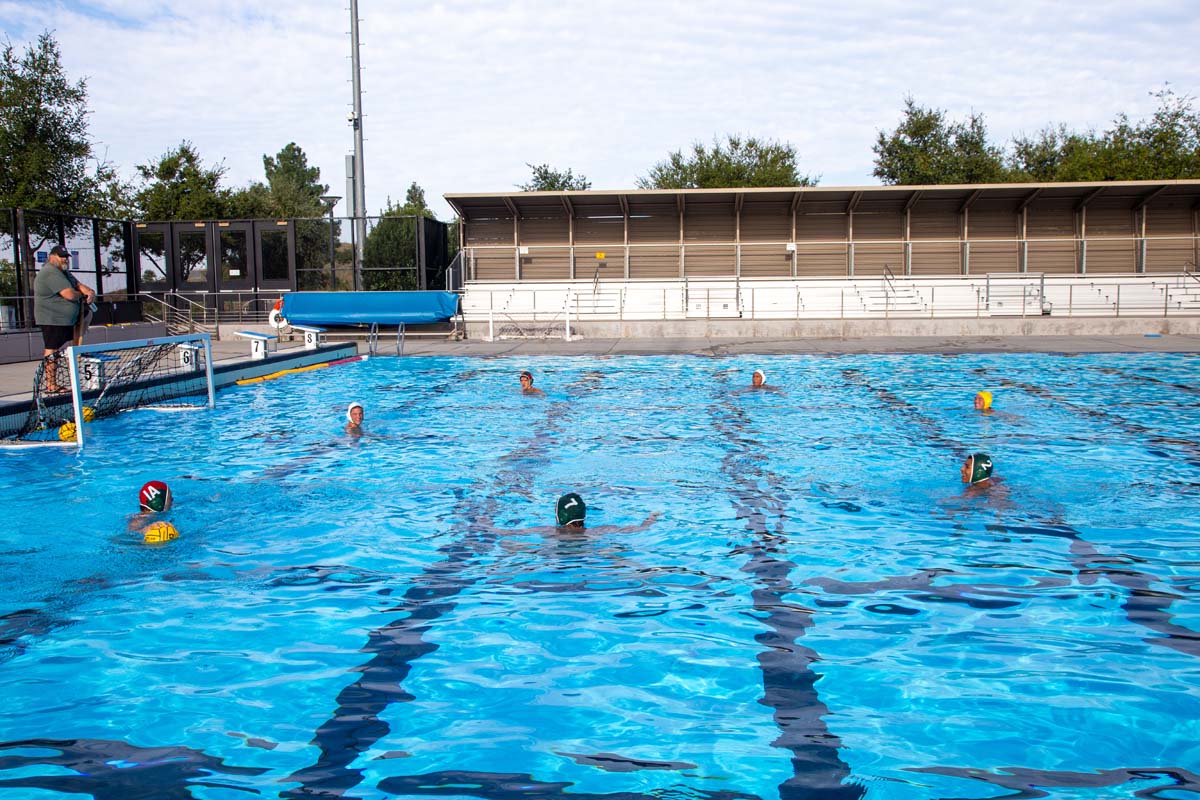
[969,453,994,485]
[556,492,586,526]
[519,371,533,380]
[976,391,993,410]
[346,402,363,423]
[139,480,172,512]
[753,369,766,383]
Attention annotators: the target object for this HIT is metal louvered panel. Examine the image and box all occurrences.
[910,242,960,275]
[796,242,848,276]
[1145,203,1192,236]
[684,204,735,242]
[852,213,903,241]
[796,213,846,241]
[519,214,569,245]
[740,244,792,277]
[1027,202,1074,238]
[683,245,736,276]
[1145,239,1194,272]
[628,245,679,278]
[474,248,516,280]
[853,242,903,275]
[740,201,791,241]
[1027,240,1076,274]
[1086,204,1135,236]
[910,205,959,239]
[1085,240,1136,273]
[519,247,571,280]
[628,203,678,243]
[970,242,1020,273]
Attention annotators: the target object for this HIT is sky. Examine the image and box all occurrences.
[2,0,1198,221]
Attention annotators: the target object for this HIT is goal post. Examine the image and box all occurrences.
[8,333,216,448]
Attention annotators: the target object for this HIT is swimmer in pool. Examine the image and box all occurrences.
[737,368,782,394]
[960,452,1004,494]
[553,492,659,533]
[974,391,994,414]
[128,480,174,532]
[519,370,546,396]
[345,402,364,435]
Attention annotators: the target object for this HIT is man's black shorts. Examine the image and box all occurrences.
[40,324,75,352]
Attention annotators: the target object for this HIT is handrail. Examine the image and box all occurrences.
[882,264,898,297]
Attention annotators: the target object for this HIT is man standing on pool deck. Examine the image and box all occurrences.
[34,244,95,392]
[519,370,546,396]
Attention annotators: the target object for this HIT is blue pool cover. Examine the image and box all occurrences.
[281,291,459,326]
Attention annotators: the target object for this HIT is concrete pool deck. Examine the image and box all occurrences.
[1,333,1197,403]
[396,333,1200,357]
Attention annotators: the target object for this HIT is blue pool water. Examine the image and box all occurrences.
[1,352,1199,799]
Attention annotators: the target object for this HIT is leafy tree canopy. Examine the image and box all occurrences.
[637,135,815,189]
[0,31,117,217]
[263,141,328,217]
[877,90,1200,185]
[519,163,591,191]
[1009,89,1200,181]
[872,97,1006,185]
[134,141,229,220]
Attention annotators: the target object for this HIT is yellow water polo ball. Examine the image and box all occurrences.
[58,422,77,441]
[143,521,180,544]
[82,406,96,422]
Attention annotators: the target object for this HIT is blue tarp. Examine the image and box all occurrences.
[280,291,459,326]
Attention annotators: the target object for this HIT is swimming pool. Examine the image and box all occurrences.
[1,352,1198,799]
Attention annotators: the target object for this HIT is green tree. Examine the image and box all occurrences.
[637,135,814,189]
[226,182,273,218]
[401,181,429,215]
[873,98,1007,185]
[362,197,418,290]
[263,142,328,216]
[134,141,230,220]
[519,163,591,191]
[0,32,115,215]
[0,31,121,283]
[1010,90,1200,182]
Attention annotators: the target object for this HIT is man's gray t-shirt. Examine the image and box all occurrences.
[34,265,79,326]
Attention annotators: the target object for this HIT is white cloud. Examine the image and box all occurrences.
[4,0,1197,219]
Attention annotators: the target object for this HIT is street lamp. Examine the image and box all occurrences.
[319,195,341,289]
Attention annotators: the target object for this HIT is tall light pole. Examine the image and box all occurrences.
[349,0,367,290]
[320,195,341,289]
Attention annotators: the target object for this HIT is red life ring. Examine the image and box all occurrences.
[268,299,286,329]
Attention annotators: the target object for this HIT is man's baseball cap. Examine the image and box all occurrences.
[49,245,70,258]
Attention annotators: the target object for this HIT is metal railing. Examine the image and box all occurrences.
[135,291,286,336]
[461,272,1200,323]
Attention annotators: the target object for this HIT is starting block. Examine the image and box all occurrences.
[234,331,278,360]
[290,324,326,351]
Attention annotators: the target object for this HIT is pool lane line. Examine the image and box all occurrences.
[0,737,268,798]
[376,768,760,800]
[1087,362,1200,397]
[908,762,1200,797]
[971,368,1200,469]
[839,368,963,452]
[834,366,1200,660]
[282,372,608,799]
[1003,520,1200,659]
[709,392,866,800]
